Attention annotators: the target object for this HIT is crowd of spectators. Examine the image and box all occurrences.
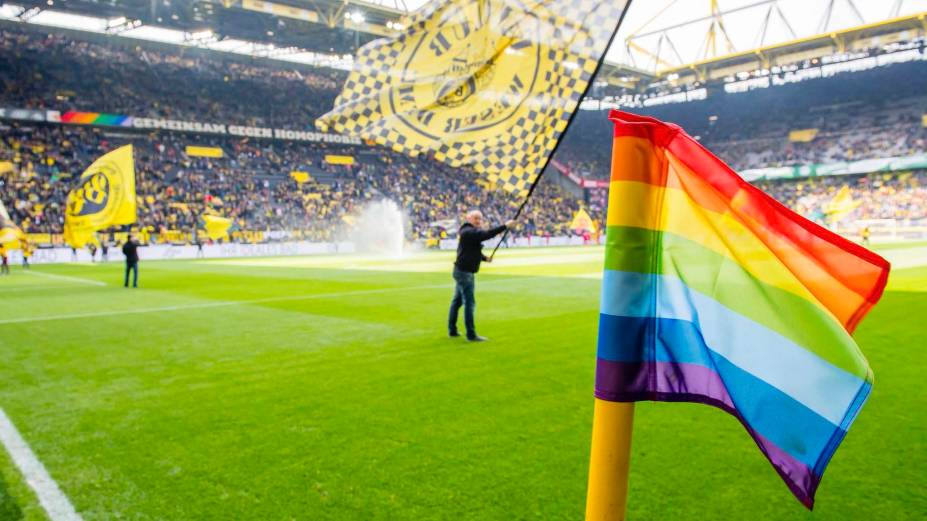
[0,27,344,129]
[755,170,927,224]
[0,123,585,243]
[555,59,927,178]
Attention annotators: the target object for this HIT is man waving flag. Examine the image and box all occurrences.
[64,145,137,248]
[318,0,631,197]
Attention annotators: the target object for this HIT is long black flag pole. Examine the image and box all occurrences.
[488,0,634,261]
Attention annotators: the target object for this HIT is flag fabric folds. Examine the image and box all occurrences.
[64,145,136,248]
[597,110,890,508]
[317,0,629,196]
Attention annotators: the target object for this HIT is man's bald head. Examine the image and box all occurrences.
[465,210,484,227]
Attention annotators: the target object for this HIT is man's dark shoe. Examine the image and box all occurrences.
[467,335,489,342]
[448,331,461,338]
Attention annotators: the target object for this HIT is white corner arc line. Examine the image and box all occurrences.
[24,270,107,287]
[0,408,83,521]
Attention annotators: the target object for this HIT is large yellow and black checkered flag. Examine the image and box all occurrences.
[64,145,136,248]
[318,0,631,197]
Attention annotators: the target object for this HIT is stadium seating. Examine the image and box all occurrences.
[1,26,926,245]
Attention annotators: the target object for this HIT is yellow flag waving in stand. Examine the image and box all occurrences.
[570,207,597,233]
[824,185,862,223]
[64,145,136,248]
[200,213,234,241]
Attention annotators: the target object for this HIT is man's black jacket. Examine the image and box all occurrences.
[454,222,507,273]
[122,240,139,263]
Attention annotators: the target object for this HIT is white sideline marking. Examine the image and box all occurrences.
[24,270,106,287]
[0,408,82,521]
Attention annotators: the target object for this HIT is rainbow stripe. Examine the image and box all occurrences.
[59,111,132,127]
[596,111,889,508]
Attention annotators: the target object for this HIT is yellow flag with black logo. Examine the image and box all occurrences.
[317,0,630,196]
[64,145,136,248]
[0,199,25,247]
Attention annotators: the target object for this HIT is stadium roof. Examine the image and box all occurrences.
[2,0,924,84]
[611,0,927,71]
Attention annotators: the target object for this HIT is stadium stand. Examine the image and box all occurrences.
[1,25,926,246]
[558,59,927,177]
[0,122,583,242]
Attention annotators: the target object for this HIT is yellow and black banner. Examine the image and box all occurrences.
[64,145,137,248]
[318,0,630,196]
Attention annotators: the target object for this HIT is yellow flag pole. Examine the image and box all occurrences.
[585,399,634,521]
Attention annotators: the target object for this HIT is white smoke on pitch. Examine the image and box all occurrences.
[348,199,408,258]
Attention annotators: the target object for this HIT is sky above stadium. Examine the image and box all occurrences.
[390,0,927,69]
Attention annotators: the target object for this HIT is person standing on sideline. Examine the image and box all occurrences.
[448,210,515,342]
[101,241,109,262]
[122,234,139,288]
[21,240,31,269]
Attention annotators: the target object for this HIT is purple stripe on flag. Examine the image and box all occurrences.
[595,359,821,508]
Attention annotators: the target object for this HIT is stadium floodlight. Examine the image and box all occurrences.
[188,29,215,41]
[346,11,366,24]
[0,4,26,19]
[30,9,107,31]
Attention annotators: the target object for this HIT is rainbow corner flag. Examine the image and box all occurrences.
[597,110,890,508]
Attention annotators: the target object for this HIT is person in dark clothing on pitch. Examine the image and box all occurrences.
[122,234,139,288]
[448,210,515,342]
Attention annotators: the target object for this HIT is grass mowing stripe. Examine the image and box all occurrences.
[24,271,106,287]
[0,408,82,521]
[0,284,448,325]
[0,276,550,326]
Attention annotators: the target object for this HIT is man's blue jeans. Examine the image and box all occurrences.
[448,268,476,338]
[125,261,138,288]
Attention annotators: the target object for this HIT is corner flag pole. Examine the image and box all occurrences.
[585,399,634,520]
[487,0,634,261]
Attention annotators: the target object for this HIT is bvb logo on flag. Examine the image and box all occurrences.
[66,159,126,222]
[64,144,136,247]
[392,1,541,135]
[319,0,630,197]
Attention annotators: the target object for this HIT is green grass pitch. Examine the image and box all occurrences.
[0,245,924,520]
